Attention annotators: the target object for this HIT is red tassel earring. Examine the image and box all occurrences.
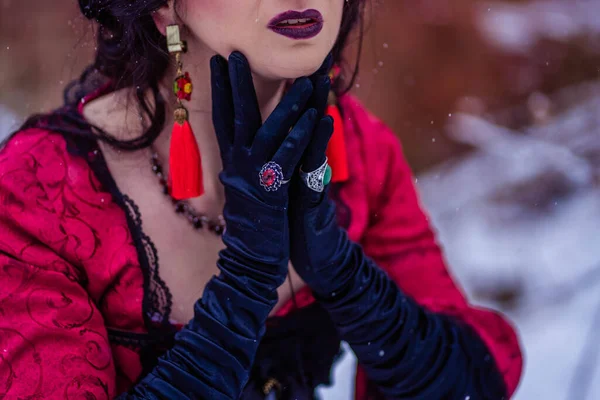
[166,25,204,200]
[325,66,349,183]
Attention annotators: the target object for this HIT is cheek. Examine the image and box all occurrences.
[180,0,242,35]
[329,1,345,41]
[181,0,254,52]
[183,0,225,15]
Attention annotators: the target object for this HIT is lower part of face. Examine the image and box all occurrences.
[181,0,345,79]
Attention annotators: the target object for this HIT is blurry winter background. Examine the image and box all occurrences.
[1,0,599,399]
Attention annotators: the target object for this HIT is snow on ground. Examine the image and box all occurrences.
[321,83,600,400]
[418,82,600,400]
[475,0,600,54]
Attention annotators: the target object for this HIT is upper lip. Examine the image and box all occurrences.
[267,9,324,27]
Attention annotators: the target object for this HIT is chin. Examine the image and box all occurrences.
[250,47,331,81]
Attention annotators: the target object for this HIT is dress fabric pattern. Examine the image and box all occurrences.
[0,94,522,399]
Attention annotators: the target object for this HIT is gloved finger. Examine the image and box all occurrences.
[291,167,331,210]
[210,55,235,160]
[253,77,313,161]
[301,116,334,173]
[228,51,263,149]
[312,52,334,79]
[308,53,333,119]
[309,75,331,120]
[272,108,318,178]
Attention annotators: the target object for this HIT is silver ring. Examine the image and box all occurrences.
[259,161,289,192]
[299,158,329,193]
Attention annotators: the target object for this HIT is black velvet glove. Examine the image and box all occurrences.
[213,51,319,290]
[119,52,321,399]
[288,68,509,399]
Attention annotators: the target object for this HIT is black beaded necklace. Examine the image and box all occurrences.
[150,152,226,236]
[150,153,299,310]
[151,153,300,314]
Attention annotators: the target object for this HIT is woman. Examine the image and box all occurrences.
[0,0,522,399]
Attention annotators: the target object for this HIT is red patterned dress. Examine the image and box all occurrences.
[0,94,522,399]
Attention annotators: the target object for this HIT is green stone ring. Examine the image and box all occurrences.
[299,158,331,193]
[323,165,333,186]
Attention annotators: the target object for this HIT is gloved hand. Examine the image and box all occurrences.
[121,53,324,400]
[288,55,351,297]
[287,59,510,400]
[212,51,319,289]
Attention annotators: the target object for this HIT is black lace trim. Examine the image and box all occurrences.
[61,130,176,356]
[43,98,353,376]
[119,193,173,330]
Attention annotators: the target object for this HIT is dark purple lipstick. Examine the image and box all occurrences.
[267,9,324,40]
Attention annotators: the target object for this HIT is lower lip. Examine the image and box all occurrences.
[268,21,324,40]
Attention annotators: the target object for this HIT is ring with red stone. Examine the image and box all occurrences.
[259,161,289,192]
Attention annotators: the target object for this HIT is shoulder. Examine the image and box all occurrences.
[0,127,132,286]
[1,127,72,163]
[0,126,112,220]
[338,95,413,203]
[0,129,88,279]
[1,128,68,195]
[0,127,107,247]
[0,128,90,206]
[338,94,404,155]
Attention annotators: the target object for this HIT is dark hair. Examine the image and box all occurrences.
[20,0,366,151]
